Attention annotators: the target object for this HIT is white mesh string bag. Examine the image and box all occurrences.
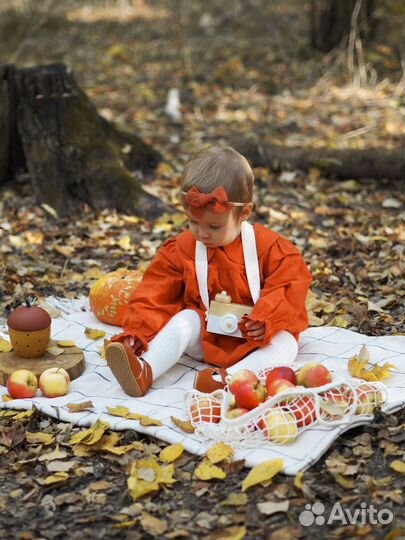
[185,370,388,449]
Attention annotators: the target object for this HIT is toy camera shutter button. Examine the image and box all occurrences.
[214,291,232,304]
[220,313,239,334]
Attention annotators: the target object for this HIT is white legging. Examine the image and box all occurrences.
[142,309,298,380]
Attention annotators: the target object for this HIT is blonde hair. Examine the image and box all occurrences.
[181,146,254,203]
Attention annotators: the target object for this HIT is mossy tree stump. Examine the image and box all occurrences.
[0,63,170,218]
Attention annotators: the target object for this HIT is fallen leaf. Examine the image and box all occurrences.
[140,513,167,536]
[257,500,289,515]
[26,432,55,445]
[126,413,163,426]
[171,416,195,433]
[67,401,94,413]
[206,442,233,464]
[241,459,284,491]
[390,460,405,474]
[220,493,248,506]
[85,327,106,340]
[38,472,69,485]
[159,444,184,463]
[194,461,226,481]
[69,420,110,445]
[106,405,130,417]
[294,471,304,490]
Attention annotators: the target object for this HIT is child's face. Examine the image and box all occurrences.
[185,205,252,248]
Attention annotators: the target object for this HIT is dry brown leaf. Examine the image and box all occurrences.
[67,401,94,413]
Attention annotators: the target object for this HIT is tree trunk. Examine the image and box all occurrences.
[310,0,377,52]
[1,63,170,218]
[231,138,405,180]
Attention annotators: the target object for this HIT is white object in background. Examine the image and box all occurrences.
[164,88,182,123]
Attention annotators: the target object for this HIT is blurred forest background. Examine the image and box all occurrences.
[0,2,404,539]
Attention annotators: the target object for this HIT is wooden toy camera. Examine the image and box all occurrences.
[206,291,253,338]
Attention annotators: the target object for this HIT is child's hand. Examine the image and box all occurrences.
[122,336,142,353]
[245,320,266,341]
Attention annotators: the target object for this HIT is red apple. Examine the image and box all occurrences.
[190,397,221,423]
[7,369,38,399]
[226,407,250,419]
[266,378,296,397]
[258,409,298,443]
[288,396,317,427]
[265,366,297,388]
[39,367,70,398]
[228,369,259,395]
[296,363,332,388]
[234,380,266,410]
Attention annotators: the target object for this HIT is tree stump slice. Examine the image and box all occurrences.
[0,340,85,386]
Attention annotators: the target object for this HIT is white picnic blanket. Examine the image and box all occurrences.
[1,297,404,475]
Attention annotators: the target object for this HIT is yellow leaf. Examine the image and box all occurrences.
[127,459,175,500]
[331,315,349,328]
[294,471,304,490]
[170,416,195,433]
[52,243,75,257]
[194,461,226,481]
[46,346,65,356]
[41,472,69,485]
[213,527,247,540]
[348,353,369,378]
[348,348,396,382]
[241,459,284,492]
[220,493,248,506]
[56,340,76,348]
[2,394,13,402]
[13,409,35,420]
[126,413,163,426]
[67,401,94,413]
[85,327,106,340]
[84,266,105,280]
[390,460,405,474]
[118,235,132,250]
[334,473,355,489]
[107,406,130,418]
[69,420,110,445]
[128,479,159,500]
[369,362,396,381]
[0,409,19,417]
[159,444,184,463]
[105,441,144,455]
[0,339,12,352]
[26,432,55,445]
[206,442,234,464]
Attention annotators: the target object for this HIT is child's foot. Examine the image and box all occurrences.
[194,367,227,393]
[106,343,152,397]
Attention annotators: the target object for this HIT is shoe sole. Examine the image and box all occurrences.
[106,343,142,397]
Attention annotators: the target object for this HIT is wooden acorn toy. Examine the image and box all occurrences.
[7,299,52,359]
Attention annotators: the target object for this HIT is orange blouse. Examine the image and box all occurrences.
[113,224,313,368]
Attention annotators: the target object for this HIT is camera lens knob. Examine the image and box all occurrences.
[220,314,239,334]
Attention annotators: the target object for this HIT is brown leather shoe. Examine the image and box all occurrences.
[194,367,228,393]
[106,343,153,397]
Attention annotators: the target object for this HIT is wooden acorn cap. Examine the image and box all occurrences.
[7,305,51,332]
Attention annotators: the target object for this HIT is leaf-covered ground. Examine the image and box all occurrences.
[0,1,404,539]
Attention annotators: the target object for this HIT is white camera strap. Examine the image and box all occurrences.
[195,221,260,311]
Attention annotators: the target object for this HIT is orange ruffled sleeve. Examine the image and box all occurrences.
[239,235,312,346]
[112,238,185,353]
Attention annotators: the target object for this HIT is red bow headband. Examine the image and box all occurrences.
[181,187,245,218]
